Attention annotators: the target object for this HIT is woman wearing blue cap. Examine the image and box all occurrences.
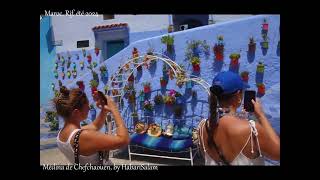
[198,71,280,165]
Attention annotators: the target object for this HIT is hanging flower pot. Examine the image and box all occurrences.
[72,70,77,78]
[67,60,71,69]
[51,83,55,91]
[90,79,98,94]
[138,91,145,102]
[163,95,176,106]
[262,19,269,31]
[229,53,240,66]
[92,62,97,68]
[160,77,167,87]
[154,94,163,105]
[257,83,266,95]
[128,73,134,82]
[80,61,84,70]
[257,62,265,73]
[61,72,65,80]
[55,63,58,70]
[192,64,200,72]
[61,66,64,72]
[82,49,86,57]
[95,47,100,56]
[72,62,76,70]
[58,80,63,87]
[248,37,256,53]
[54,70,58,79]
[87,54,92,64]
[213,36,224,61]
[137,65,142,71]
[191,56,201,72]
[262,41,269,49]
[143,82,151,93]
[240,71,249,82]
[76,81,85,91]
[67,71,71,79]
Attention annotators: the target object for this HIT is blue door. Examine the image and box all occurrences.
[106,40,124,59]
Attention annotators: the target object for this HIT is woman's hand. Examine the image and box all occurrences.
[251,99,265,118]
[92,92,119,114]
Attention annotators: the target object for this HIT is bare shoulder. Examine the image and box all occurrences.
[219,116,251,137]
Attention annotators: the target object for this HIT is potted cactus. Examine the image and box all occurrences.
[87,54,92,64]
[229,53,241,66]
[240,71,249,82]
[161,35,174,54]
[160,77,168,87]
[154,94,163,105]
[90,79,98,94]
[67,70,71,79]
[248,37,256,53]
[143,82,151,93]
[89,104,96,121]
[95,47,100,56]
[257,61,265,73]
[76,81,85,91]
[257,83,266,95]
[213,35,224,61]
[191,56,201,72]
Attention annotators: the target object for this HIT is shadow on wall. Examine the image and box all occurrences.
[213,59,224,72]
[148,60,157,77]
[229,63,240,74]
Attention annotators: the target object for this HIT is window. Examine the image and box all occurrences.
[103,15,115,20]
[77,40,89,48]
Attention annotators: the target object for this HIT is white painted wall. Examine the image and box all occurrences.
[51,15,253,53]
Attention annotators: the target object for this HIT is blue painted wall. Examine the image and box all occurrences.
[63,15,280,136]
[130,29,168,44]
[40,16,56,107]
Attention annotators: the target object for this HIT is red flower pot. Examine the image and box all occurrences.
[257,84,265,95]
[160,80,167,87]
[91,87,97,94]
[214,45,224,61]
[241,75,249,82]
[231,58,239,66]
[128,74,134,82]
[95,48,99,56]
[193,64,200,72]
[87,55,92,63]
[262,23,269,31]
[144,86,151,93]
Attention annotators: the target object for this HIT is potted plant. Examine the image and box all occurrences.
[229,53,241,66]
[248,37,256,53]
[72,62,76,70]
[95,47,100,56]
[92,62,97,68]
[61,56,65,66]
[160,77,167,87]
[54,70,58,79]
[240,71,249,82]
[104,85,109,95]
[57,53,61,61]
[213,35,224,61]
[256,61,265,73]
[58,80,63,87]
[262,34,269,49]
[161,35,174,54]
[80,61,84,70]
[257,83,266,95]
[163,94,176,106]
[90,79,98,94]
[191,56,201,72]
[143,82,151,93]
[262,19,269,33]
[154,94,163,105]
[67,59,71,69]
[61,72,65,80]
[51,83,55,91]
[92,70,99,82]
[82,48,86,57]
[55,63,58,70]
[143,100,154,112]
[89,104,96,121]
[131,112,139,126]
[76,81,85,91]
[61,66,64,72]
[128,90,136,104]
[49,119,59,131]
[72,70,77,78]
[138,90,145,102]
[87,54,92,64]
[67,70,71,79]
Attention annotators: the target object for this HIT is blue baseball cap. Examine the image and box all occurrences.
[211,71,250,95]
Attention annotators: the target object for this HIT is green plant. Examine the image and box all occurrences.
[92,62,97,68]
[45,111,57,122]
[90,79,99,88]
[163,95,176,105]
[100,65,107,73]
[90,104,95,109]
[49,120,59,131]
[154,94,163,105]
[229,53,241,59]
[144,100,154,111]
[92,70,99,81]
[190,56,201,65]
[161,35,174,45]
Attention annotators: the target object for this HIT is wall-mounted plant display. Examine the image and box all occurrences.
[143,100,154,112]
[87,54,92,64]
[160,77,168,87]
[54,70,58,79]
[67,70,71,79]
[161,35,174,54]
[191,56,201,72]
[257,83,266,95]
[256,61,265,73]
[213,35,224,61]
[72,62,76,70]
[67,59,71,69]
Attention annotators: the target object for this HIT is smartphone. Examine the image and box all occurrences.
[244,90,256,112]
[97,91,108,106]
